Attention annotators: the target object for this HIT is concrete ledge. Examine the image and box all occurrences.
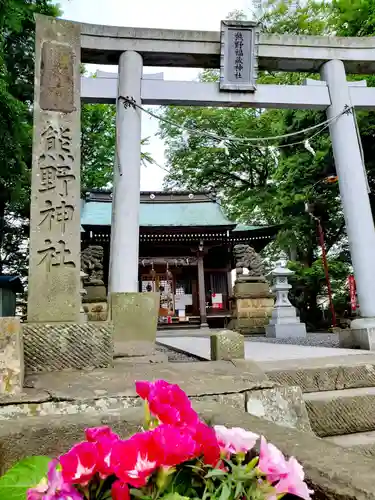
[325,430,375,458]
[1,404,375,499]
[261,354,375,392]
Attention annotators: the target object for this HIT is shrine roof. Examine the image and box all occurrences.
[80,191,276,235]
[81,191,236,228]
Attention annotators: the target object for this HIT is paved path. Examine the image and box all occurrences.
[157,335,372,362]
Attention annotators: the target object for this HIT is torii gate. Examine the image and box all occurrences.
[29,15,375,349]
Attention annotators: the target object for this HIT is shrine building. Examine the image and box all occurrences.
[81,191,278,328]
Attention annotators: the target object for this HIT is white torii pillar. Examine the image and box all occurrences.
[321,59,375,349]
[109,51,143,293]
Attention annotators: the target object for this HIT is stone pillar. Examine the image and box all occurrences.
[321,60,375,346]
[109,51,143,293]
[27,16,81,323]
[197,254,208,328]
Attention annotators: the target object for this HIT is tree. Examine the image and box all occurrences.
[81,102,155,193]
[0,0,60,277]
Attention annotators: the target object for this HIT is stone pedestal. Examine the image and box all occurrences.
[341,318,375,350]
[0,318,23,394]
[266,258,306,339]
[83,283,108,321]
[110,292,159,345]
[83,302,109,322]
[210,330,245,360]
[23,322,113,373]
[229,278,273,334]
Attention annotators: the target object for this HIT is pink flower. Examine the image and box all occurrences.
[136,379,199,427]
[27,460,83,500]
[111,432,160,487]
[275,457,313,500]
[85,426,119,443]
[85,426,120,478]
[59,442,98,484]
[152,424,198,466]
[214,425,259,454]
[112,480,130,500]
[193,421,221,467]
[258,437,289,483]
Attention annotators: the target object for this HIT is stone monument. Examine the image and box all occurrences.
[27,17,81,324]
[23,16,113,373]
[228,245,274,334]
[266,256,307,339]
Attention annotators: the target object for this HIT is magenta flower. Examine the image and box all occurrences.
[111,432,160,487]
[258,437,289,483]
[275,457,313,500]
[112,480,130,500]
[214,425,259,455]
[27,460,83,500]
[85,426,119,443]
[59,442,98,485]
[193,421,221,467]
[136,379,199,427]
[152,424,198,466]
[85,426,120,478]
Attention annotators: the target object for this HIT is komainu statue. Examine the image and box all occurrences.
[81,245,105,285]
[233,244,265,279]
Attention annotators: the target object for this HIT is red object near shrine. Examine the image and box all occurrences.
[348,275,357,312]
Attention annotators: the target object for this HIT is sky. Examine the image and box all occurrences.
[59,0,253,190]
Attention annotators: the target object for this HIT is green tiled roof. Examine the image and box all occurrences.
[81,200,235,227]
[233,223,263,232]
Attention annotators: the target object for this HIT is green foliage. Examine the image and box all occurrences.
[0,0,59,277]
[0,456,51,499]
[81,102,155,192]
[81,104,117,192]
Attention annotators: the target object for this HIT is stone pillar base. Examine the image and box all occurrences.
[266,323,306,339]
[340,318,375,350]
[23,322,114,373]
[110,292,159,344]
[230,281,274,335]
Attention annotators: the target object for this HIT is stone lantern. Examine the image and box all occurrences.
[266,255,306,338]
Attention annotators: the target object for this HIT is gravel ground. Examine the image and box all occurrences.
[245,332,340,348]
[156,333,341,362]
[156,343,202,362]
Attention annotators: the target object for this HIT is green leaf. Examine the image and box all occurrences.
[219,483,231,500]
[204,469,228,479]
[130,489,146,498]
[235,481,243,498]
[161,493,191,500]
[246,457,259,471]
[0,456,51,500]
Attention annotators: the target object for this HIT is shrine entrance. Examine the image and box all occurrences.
[29,15,375,347]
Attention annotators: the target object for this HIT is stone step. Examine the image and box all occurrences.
[261,354,375,393]
[324,430,375,457]
[304,387,375,437]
